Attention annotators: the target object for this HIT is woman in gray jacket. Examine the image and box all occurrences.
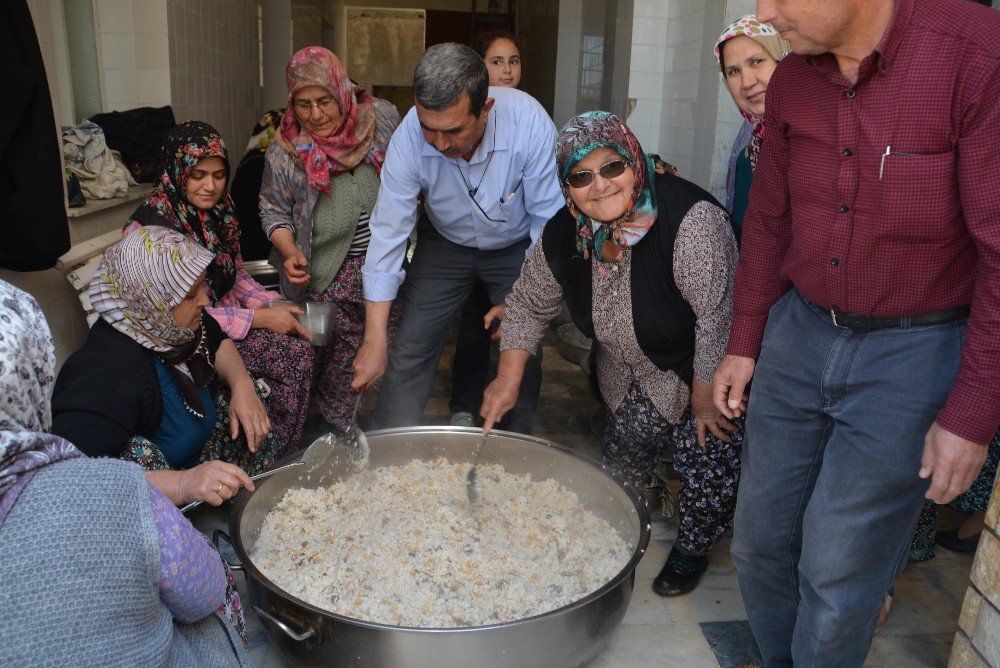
[261,46,399,434]
[0,279,249,667]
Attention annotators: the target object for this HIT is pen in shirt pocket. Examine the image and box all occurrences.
[879,146,921,180]
[500,180,523,204]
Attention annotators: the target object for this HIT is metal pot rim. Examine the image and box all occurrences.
[229,426,652,633]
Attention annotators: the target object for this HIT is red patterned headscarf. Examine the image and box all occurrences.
[277,46,381,194]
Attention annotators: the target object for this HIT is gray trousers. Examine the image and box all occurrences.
[372,225,542,433]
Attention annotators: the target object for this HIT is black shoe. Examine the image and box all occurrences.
[652,548,708,597]
[935,530,981,553]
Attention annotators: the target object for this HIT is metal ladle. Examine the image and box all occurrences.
[466,430,491,505]
[300,392,366,472]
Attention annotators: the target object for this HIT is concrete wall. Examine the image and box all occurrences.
[515,0,559,117]
[262,0,294,110]
[344,7,424,88]
[552,0,633,129]
[292,0,323,52]
[951,473,1000,666]
[552,0,582,127]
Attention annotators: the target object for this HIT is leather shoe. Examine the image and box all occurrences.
[652,547,708,597]
[936,530,981,553]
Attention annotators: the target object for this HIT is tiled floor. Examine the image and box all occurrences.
[193,329,974,667]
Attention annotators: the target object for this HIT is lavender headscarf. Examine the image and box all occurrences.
[0,281,81,528]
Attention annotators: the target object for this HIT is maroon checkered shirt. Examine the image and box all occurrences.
[728,0,1000,444]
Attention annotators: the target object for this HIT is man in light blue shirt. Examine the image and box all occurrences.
[352,42,563,432]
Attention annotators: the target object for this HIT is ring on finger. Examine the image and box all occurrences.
[215,482,225,495]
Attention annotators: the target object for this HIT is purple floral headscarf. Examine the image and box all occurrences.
[0,281,81,528]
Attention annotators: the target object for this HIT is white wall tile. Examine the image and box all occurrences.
[629,123,655,152]
[631,44,665,73]
[137,68,171,105]
[627,99,656,128]
[96,0,134,33]
[632,19,661,46]
[134,0,169,35]
[135,33,170,70]
[635,0,671,20]
[102,68,138,107]
[100,33,136,69]
[666,71,700,100]
[629,71,663,100]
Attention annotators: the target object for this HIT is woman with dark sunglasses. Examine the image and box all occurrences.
[480,111,743,596]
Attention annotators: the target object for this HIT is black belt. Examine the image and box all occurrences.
[827,304,970,330]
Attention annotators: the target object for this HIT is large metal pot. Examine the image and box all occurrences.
[227,427,650,668]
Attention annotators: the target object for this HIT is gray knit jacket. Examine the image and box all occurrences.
[0,457,250,667]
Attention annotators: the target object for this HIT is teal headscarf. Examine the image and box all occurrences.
[555,111,657,261]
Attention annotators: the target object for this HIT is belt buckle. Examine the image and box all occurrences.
[830,308,841,327]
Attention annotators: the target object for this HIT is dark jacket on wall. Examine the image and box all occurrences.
[0,0,70,270]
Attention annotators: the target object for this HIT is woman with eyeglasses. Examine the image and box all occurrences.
[480,111,743,596]
[260,46,400,436]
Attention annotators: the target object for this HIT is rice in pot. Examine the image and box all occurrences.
[250,457,631,628]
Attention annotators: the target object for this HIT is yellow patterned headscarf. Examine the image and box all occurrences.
[90,226,214,354]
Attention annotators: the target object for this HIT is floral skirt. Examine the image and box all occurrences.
[603,382,744,557]
[235,328,315,458]
[306,255,401,432]
[909,427,1000,562]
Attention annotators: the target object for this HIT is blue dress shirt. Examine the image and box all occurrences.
[363,86,564,302]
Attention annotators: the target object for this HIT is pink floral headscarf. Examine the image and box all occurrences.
[276,46,380,195]
[714,14,789,172]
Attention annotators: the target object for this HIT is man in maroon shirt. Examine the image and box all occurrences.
[711,0,1000,664]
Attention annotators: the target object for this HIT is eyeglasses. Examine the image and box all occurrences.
[565,159,629,189]
[294,97,337,113]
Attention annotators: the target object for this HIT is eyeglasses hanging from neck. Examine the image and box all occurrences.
[452,116,506,223]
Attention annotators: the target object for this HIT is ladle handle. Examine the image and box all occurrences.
[180,461,304,513]
[212,530,244,572]
[471,431,490,468]
[253,605,316,642]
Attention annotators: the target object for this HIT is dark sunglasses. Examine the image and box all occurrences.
[565,159,629,189]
